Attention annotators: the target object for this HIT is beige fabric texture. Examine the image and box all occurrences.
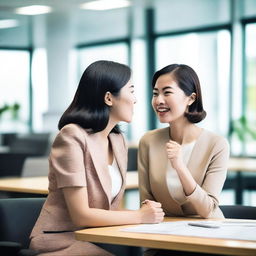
[30,124,127,255]
[138,127,230,219]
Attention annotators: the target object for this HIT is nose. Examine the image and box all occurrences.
[154,94,164,105]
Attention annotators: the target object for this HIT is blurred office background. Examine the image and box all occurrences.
[0,0,256,206]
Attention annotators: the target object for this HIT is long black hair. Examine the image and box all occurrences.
[58,60,131,133]
[152,64,206,123]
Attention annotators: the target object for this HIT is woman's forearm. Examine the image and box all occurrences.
[175,165,197,196]
[73,208,142,227]
[63,187,164,228]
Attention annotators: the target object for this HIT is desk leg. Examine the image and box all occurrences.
[235,172,243,205]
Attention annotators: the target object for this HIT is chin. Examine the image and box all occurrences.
[158,118,171,123]
[122,116,133,123]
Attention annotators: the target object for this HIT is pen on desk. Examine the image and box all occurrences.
[43,230,72,233]
[188,222,220,228]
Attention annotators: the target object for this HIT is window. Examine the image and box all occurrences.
[32,48,48,131]
[244,23,256,156]
[78,43,129,74]
[0,50,30,132]
[130,39,147,143]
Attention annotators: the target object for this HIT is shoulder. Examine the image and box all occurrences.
[59,123,86,136]
[54,123,87,146]
[139,127,169,146]
[201,129,229,152]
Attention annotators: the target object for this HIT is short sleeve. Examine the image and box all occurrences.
[49,124,87,189]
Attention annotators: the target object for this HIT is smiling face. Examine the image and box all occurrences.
[152,73,194,124]
[109,79,137,123]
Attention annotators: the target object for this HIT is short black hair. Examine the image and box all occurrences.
[152,64,206,123]
[58,60,131,133]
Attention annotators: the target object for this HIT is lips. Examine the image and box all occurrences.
[156,107,170,113]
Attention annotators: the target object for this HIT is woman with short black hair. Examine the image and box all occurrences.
[139,64,229,220]
[30,60,164,256]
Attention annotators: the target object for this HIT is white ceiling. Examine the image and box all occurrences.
[3,0,253,48]
[0,0,154,47]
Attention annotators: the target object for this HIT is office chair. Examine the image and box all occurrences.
[0,198,45,256]
[1,133,17,146]
[0,198,141,256]
[220,205,256,219]
[21,157,49,177]
[0,153,28,177]
[9,133,50,156]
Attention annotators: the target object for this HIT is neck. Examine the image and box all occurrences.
[95,118,117,139]
[93,122,115,166]
[169,119,201,144]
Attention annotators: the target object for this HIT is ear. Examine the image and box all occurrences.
[104,92,113,106]
[188,93,196,106]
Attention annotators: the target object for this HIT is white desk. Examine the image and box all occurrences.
[75,217,256,256]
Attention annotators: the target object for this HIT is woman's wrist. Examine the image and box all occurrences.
[174,161,187,172]
[136,209,143,223]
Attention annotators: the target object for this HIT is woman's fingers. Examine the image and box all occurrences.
[166,140,180,147]
[140,200,165,223]
[144,200,162,208]
[166,140,182,162]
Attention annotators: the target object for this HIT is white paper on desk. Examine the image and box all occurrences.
[121,221,256,241]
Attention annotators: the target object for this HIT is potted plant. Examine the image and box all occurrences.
[229,116,256,156]
[0,103,20,120]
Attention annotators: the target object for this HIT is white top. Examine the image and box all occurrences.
[108,158,122,201]
[166,141,196,204]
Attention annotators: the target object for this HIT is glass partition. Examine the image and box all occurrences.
[244,23,256,156]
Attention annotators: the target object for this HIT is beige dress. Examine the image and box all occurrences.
[30,124,128,256]
[138,127,230,219]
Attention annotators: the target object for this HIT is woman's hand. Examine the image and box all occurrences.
[166,140,197,196]
[166,140,185,170]
[138,200,164,224]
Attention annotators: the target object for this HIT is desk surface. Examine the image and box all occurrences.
[228,157,256,172]
[0,171,138,194]
[75,217,256,256]
[0,176,48,194]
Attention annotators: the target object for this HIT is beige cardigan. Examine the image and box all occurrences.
[30,124,127,256]
[138,127,229,219]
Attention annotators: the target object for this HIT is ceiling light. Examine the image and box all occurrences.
[15,5,52,15]
[0,19,19,29]
[80,0,131,11]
